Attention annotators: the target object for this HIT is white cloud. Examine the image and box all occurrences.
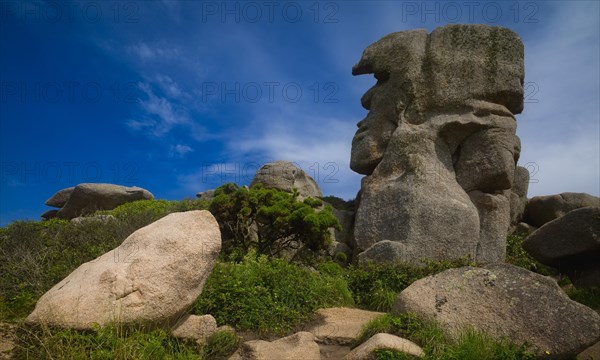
[127,42,180,62]
[517,1,599,196]
[169,144,194,158]
[223,107,363,199]
[126,82,189,137]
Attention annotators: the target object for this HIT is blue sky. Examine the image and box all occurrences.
[1,0,599,226]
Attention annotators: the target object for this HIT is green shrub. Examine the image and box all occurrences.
[505,235,556,276]
[346,259,473,311]
[199,329,239,359]
[193,255,354,334]
[566,286,600,310]
[208,183,340,261]
[319,195,355,212]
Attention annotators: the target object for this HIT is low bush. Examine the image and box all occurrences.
[566,286,600,311]
[356,314,535,360]
[505,234,556,276]
[193,255,354,335]
[346,259,473,311]
[319,195,356,212]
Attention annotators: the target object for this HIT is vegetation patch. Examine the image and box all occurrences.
[505,234,556,276]
[346,259,474,312]
[13,322,238,359]
[356,314,535,360]
[193,255,354,335]
[209,183,340,262]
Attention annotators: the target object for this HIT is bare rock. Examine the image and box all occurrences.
[56,183,154,219]
[392,263,600,359]
[250,161,322,198]
[71,214,117,226]
[523,206,600,287]
[306,307,384,345]
[45,186,75,208]
[351,25,524,265]
[171,314,217,344]
[345,333,424,360]
[525,192,599,227]
[26,210,221,329]
[232,332,320,360]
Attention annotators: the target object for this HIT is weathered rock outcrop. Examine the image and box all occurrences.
[524,192,599,227]
[509,165,530,227]
[26,210,221,329]
[523,206,600,287]
[43,183,154,220]
[351,25,525,264]
[45,186,75,208]
[250,161,322,198]
[392,263,600,359]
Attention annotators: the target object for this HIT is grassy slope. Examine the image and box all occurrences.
[1,198,597,359]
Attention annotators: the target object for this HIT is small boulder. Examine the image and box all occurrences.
[45,187,75,208]
[523,207,600,287]
[306,307,384,345]
[231,332,320,360]
[70,214,117,226]
[171,314,217,344]
[26,210,221,329]
[392,263,600,359]
[250,161,322,198]
[41,209,59,220]
[524,192,599,227]
[345,333,424,360]
[196,189,215,202]
[56,183,154,220]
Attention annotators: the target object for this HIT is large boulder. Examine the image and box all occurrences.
[51,183,154,220]
[351,24,525,264]
[230,332,320,360]
[392,263,600,359]
[523,206,600,287]
[250,161,322,198]
[524,192,599,227]
[26,210,221,329]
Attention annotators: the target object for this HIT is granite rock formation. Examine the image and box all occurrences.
[351,24,526,264]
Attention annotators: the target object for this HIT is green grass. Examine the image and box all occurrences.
[346,259,474,311]
[565,287,600,311]
[13,323,238,359]
[505,234,556,276]
[356,314,536,360]
[193,255,354,335]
